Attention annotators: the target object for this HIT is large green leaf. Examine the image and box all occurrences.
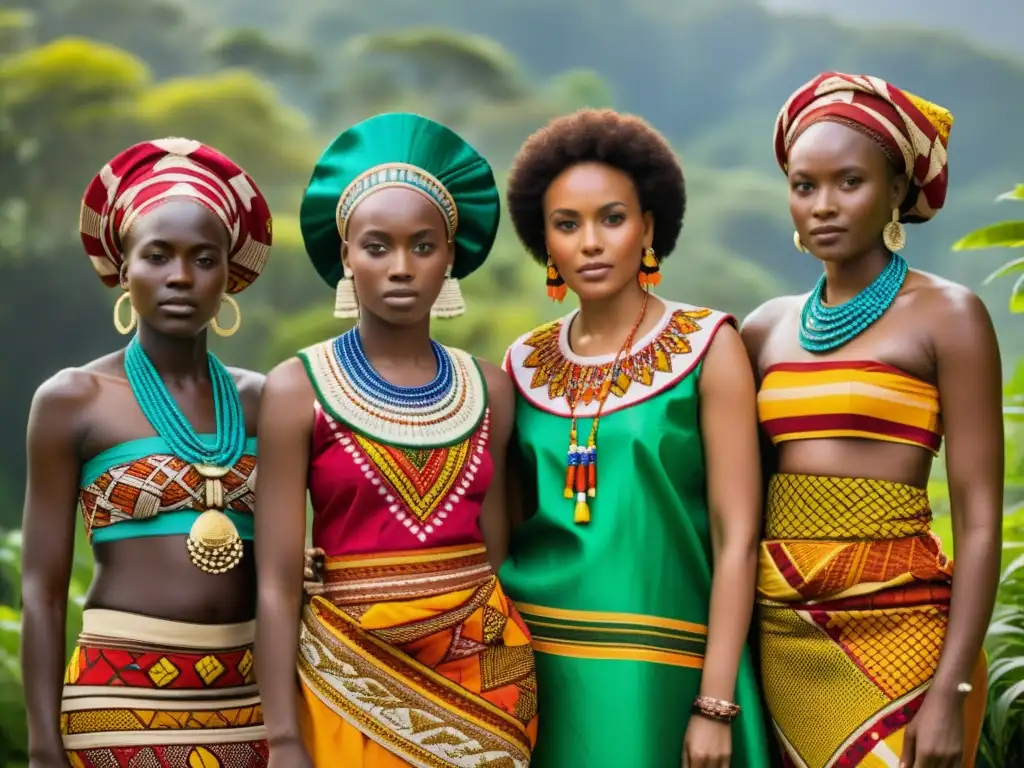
[984,256,1024,284]
[952,221,1024,251]
[997,185,1024,203]
[1013,273,1024,314]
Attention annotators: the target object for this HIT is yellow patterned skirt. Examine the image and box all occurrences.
[61,609,267,767]
[297,543,538,767]
[757,474,986,768]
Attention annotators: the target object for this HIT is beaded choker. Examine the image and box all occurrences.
[123,336,247,573]
[300,329,486,448]
[333,330,454,408]
[799,254,908,353]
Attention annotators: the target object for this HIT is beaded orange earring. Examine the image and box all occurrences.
[547,256,567,302]
[638,246,660,288]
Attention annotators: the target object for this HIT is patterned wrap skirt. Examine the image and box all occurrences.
[757,473,986,768]
[61,609,268,767]
[297,543,538,767]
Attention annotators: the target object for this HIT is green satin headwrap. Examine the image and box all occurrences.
[299,112,500,285]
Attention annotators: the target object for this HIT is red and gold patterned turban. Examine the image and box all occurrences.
[79,138,273,293]
[774,72,953,223]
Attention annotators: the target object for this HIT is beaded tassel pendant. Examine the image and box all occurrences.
[562,425,599,524]
[559,291,646,526]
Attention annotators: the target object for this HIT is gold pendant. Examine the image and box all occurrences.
[188,464,243,574]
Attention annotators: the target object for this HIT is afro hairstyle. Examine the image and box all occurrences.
[506,108,685,265]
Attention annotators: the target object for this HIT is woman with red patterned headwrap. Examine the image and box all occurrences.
[21,138,273,768]
[742,73,1001,768]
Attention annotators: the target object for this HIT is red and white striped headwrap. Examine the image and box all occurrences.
[79,138,272,293]
[774,73,954,224]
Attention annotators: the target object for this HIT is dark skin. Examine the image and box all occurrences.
[742,121,1003,768]
[255,187,516,768]
[534,161,763,768]
[21,201,264,768]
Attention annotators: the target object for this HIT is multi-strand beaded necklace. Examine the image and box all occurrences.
[123,335,247,573]
[309,327,484,448]
[799,253,908,352]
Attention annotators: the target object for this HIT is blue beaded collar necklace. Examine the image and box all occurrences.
[300,329,487,448]
[333,328,454,408]
[799,253,908,353]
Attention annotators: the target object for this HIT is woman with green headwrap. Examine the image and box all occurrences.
[253,113,538,768]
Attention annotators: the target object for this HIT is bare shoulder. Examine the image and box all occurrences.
[228,367,267,395]
[28,365,114,447]
[228,366,267,409]
[32,346,129,415]
[740,294,803,337]
[706,320,745,355]
[475,358,513,401]
[906,270,989,315]
[738,294,803,368]
[31,367,101,415]
[703,322,755,384]
[264,356,314,399]
[474,356,515,443]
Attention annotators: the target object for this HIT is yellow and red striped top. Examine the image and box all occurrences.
[757,360,942,455]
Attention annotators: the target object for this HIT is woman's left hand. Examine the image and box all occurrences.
[682,715,731,768]
[899,691,965,768]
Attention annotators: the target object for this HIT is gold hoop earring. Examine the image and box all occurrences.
[211,295,241,337]
[882,208,906,253]
[113,291,137,335]
[793,231,808,253]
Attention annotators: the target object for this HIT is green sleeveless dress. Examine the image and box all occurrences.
[500,298,770,768]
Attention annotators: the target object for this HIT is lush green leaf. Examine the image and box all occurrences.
[953,221,1024,251]
[984,256,1024,284]
[997,185,1024,202]
[1010,273,1024,314]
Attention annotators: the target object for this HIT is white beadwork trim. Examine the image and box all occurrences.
[300,340,487,448]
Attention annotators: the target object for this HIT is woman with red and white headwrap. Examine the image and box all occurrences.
[21,138,273,768]
[743,73,1001,768]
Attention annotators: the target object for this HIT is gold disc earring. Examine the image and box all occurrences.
[882,208,906,253]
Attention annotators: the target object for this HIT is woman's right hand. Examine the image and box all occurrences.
[303,546,325,597]
[268,740,314,768]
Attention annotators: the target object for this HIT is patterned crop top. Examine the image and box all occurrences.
[757,360,942,455]
[79,435,258,544]
[300,338,493,557]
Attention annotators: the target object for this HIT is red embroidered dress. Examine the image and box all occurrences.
[294,333,538,767]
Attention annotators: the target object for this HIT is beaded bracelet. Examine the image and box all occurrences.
[691,696,741,723]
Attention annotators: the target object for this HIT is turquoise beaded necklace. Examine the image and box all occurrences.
[123,335,246,467]
[799,253,908,353]
[123,335,248,574]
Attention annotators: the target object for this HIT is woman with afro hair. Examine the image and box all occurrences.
[500,109,770,767]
